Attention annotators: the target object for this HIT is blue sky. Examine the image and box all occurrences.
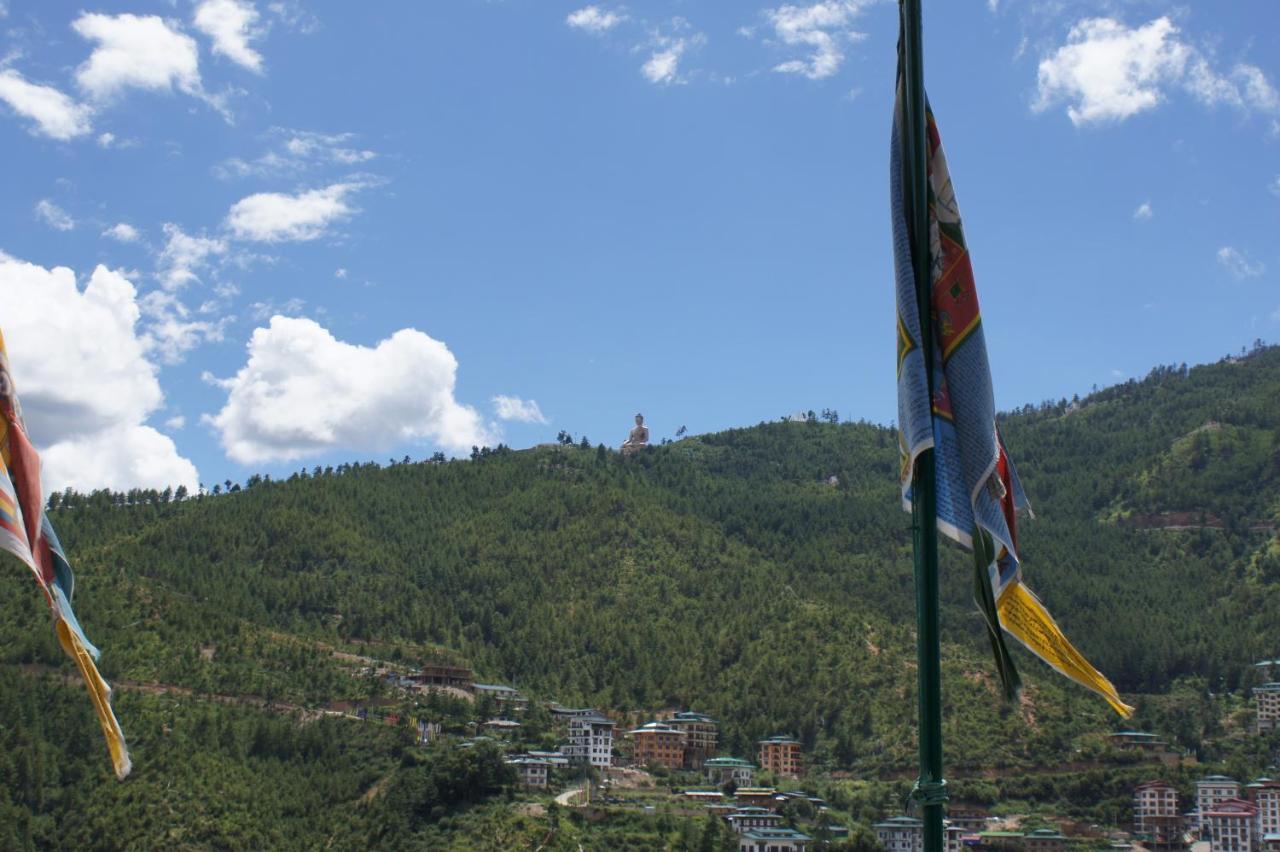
[1,0,1277,494]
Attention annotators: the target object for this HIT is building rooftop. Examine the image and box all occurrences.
[1199,775,1238,783]
[741,828,812,842]
[629,722,681,735]
[705,757,755,768]
[758,735,801,745]
[875,816,925,829]
[671,711,717,724]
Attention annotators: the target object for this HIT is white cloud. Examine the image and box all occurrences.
[165,414,186,430]
[225,182,356,242]
[492,395,548,424]
[1035,17,1280,125]
[266,0,319,35]
[205,316,493,464]
[157,223,227,289]
[764,0,873,81]
[334,267,348,279]
[642,49,682,85]
[0,69,93,140]
[103,222,141,242]
[1270,175,1280,197]
[73,12,202,101]
[248,296,305,320]
[0,252,198,494]
[1217,246,1263,279]
[194,0,265,73]
[567,6,627,34]
[640,20,705,86]
[216,129,375,179]
[34,199,75,231]
[139,289,232,364]
[1133,201,1153,220]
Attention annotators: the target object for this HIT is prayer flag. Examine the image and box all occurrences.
[891,81,1133,718]
[0,329,132,777]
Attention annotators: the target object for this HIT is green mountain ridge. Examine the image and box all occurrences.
[2,345,1278,847]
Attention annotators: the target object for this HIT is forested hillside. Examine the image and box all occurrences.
[1,344,1277,847]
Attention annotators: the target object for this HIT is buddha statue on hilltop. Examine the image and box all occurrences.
[620,413,649,455]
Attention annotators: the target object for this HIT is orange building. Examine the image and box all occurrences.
[630,722,685,770]
[757,736,804,778]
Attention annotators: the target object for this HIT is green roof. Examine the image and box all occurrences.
[705,757,755,768]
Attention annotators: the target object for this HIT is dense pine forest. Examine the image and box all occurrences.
[2,344,1278,848]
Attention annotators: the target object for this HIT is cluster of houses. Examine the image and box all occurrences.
[873,812,1068,852]
[1133,776,1280,851]
[499,705,807,789]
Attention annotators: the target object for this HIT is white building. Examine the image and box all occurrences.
[1256,683,1280,733]
[1248,780,1280,842]
[1204,798,1256,852]
[1200,777,1244,831]
[506,756,550,788]
[1134,780,1181,847]
[562,712,615,769]
[875,816,924,852]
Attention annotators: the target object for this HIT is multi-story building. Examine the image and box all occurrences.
[738,827,811,851]
[1200,777,1244,831]
[1256,683,1280,733]
[1204,799,1257,852]
[506,756,550,788]
[669,711,718,769]
[943,823,968,852]
[1134,780,1181,848]
[1248,779,1280,841]
[562,712,615,769]
[415,663,474,692]
[874,816,924,852]
[758,735,804,778]
[629,722,685,770]
[705,757,755,787]
[1024,827,1068,852]
[726,807,783,834]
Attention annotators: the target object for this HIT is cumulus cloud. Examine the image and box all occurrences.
[764,0,873,81]
[0,69,93,140]
[194,0,265,73]
[1133,201,1153,220]
[224,182,356,242]
[205,316,493,464]
[73,12,202,101]
[1035,17,1280,125]
[1217,246,1263,279]
[158,223,227,289]
[165,414,186,430]
[492,395,548,424]
[34,199,75,231]
[0,252,198,494]
[566,6,627,34]
[103,222,141,242]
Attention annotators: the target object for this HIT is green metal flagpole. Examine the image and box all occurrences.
[902,0,947,849]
